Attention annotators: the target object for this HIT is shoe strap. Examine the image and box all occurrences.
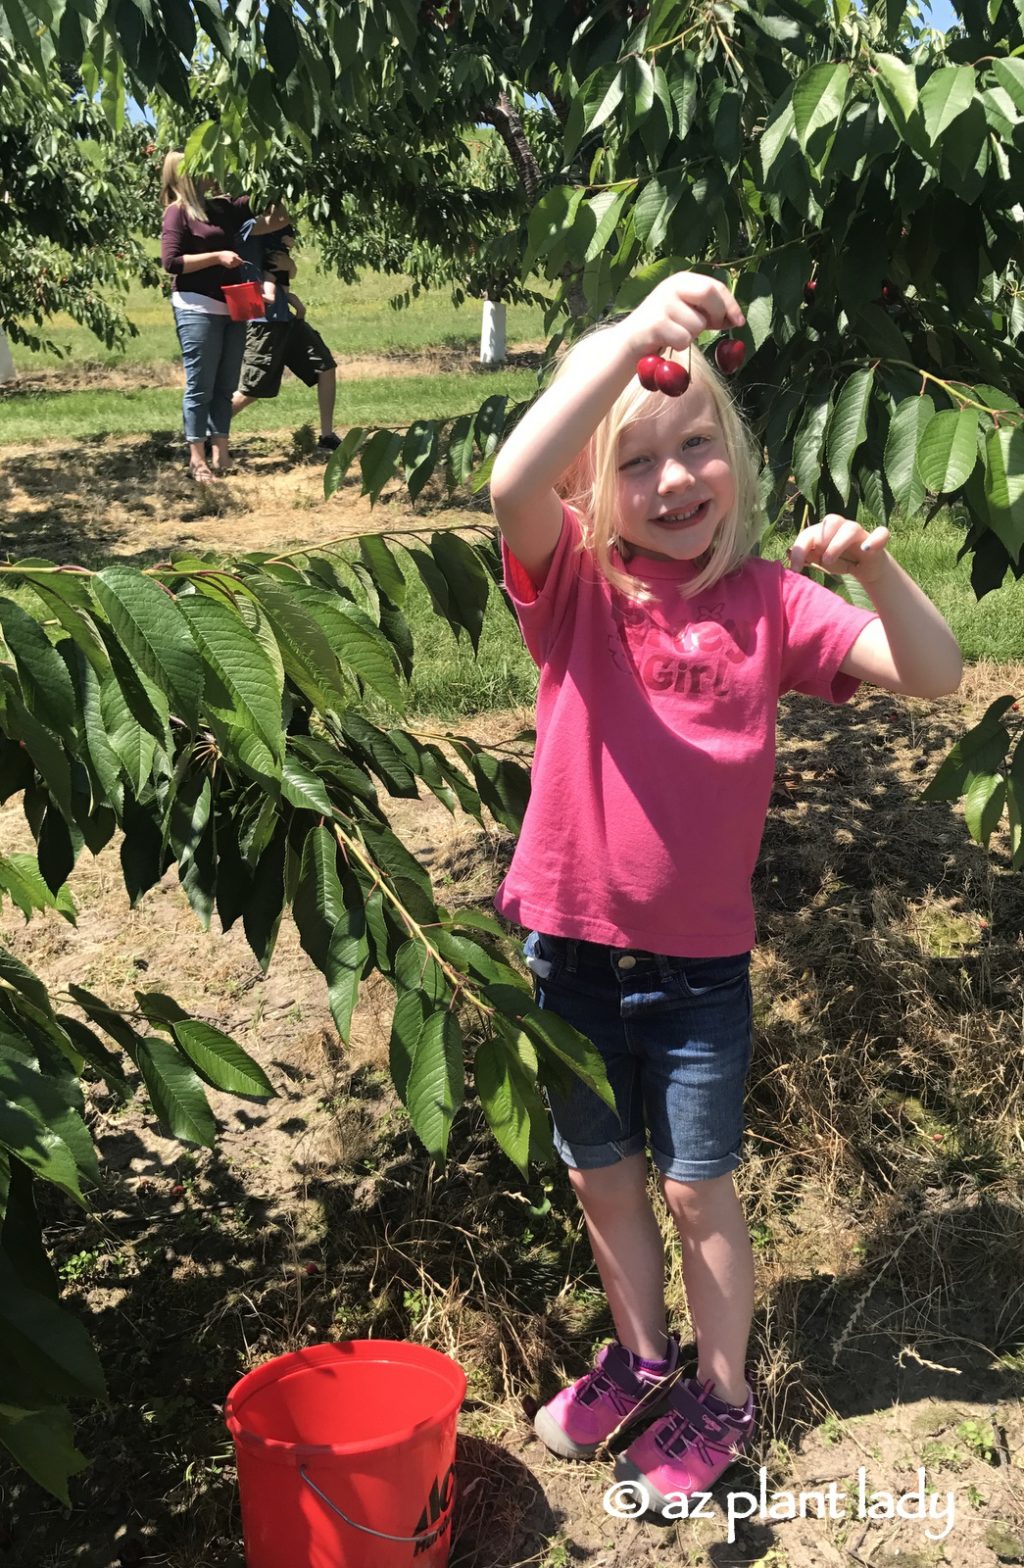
[659,1380,748,1462]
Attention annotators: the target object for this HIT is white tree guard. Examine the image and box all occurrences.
[479,299,507,365]
[0,330,15,385]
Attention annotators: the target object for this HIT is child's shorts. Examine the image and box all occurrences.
[237,319,336,398]
[523,931,753,1184]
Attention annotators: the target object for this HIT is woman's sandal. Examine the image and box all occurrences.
[189,461,215,485]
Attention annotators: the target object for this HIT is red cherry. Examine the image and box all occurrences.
[714,338,746,375]
[653,358,690,396]
[636,354,663,391]
[304,1262,320,1276]
[880,279,899,305]
[803,280,817,305]
[170,1183,185,1198]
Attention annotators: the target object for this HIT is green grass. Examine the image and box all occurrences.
[10,255,550,371]
[762,510,1024,663]
[0,369,538,443]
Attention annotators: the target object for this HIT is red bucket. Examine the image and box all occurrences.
[223,279,265,321]
[225,1341,466,1568]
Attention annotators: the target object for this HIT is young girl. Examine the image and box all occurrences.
[488,271,962,1515]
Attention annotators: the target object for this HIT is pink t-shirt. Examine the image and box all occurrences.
[494,505,877,957]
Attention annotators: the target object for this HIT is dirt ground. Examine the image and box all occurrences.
[0,439,1022,1568]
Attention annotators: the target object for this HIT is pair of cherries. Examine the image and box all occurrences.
[636,337,746,397]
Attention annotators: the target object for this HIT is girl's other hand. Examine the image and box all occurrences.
[624,270,746,360]
[789,514,891,584]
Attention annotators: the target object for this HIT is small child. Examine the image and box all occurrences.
[489,270,962,1516]
[259,223,298,321]
[230,223,340,451]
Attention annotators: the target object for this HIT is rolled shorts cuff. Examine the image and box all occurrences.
[552,1127,646,1170]
[651,1145,743,1182]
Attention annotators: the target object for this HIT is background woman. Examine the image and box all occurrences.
[160,152,288,482]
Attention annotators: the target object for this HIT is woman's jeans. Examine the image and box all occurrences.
[172,309,246,441]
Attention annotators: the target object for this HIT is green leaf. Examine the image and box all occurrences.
[445,413,476,493]
[1007,737,1024,869]
[316,596,406,710]
[93,568,203,731]
[483,985,616,1110]
[792,62,849,167]
[359,534,407,608]
[0,1253,105,1407]
[389,988,424,1107]
[916,408,979,493]
[473,1033,552,1176]
[402,420,439,502]
[0,855,76,925]
[78,657,124,817]
[250,580,349,715]
[99,676,156,797]
[791,386,832,501]
[0,1405,87,1506]
[324,427,364,498]
[872,53,927,155]
[963,772,1006,847]
[170,1020,275,1099]
[982,426,1024,563]
[179,597,285,785]
[263,1,299,77]
[922,697,1014,801]
[583,186,631,263]
[919,65,975,146]
[430,532,490,655]
[281,755,333,816]
[666,51,698,138]
[292,826,367,1041]
[523,186,577,274]
[884,395,936,514]
[760,94,797,183]
[992,57,1024,113]
[360,429,404,505]
[0,598,78,737]
[136,1037,216,1147]
[632,175,680,252]
[825,369,874,503]
[582,62,625,136]
[405,1008,464,1163]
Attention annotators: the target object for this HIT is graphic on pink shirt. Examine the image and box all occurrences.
[609,592,756,699]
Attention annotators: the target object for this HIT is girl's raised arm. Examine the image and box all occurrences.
[489,273,743,583]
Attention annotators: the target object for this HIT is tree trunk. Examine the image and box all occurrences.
[479,299,506,364]
[481,90,541,205]
[482,91,588,319]
[0,330,14,385]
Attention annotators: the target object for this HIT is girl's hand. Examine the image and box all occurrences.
[789,514,891,585]
[622,270,745,359]
[218,250,242,269]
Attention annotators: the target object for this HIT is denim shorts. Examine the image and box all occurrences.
[523,931,753,1184]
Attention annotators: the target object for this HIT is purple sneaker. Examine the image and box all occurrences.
[613,1375,755,1515]
[533,1336,681,1460]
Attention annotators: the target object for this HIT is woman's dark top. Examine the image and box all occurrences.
[160,195,253,301]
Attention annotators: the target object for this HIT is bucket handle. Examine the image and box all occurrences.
[299,1466,456,1544]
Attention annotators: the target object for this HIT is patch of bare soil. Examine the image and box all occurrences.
[3,343,547,397]
[1,610,1023,1562]
[0,430,490,565]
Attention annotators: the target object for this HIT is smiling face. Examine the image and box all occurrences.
[614,381,737,563]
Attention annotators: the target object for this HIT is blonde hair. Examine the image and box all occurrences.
[160,150,219,223]
[554,323,764,601]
